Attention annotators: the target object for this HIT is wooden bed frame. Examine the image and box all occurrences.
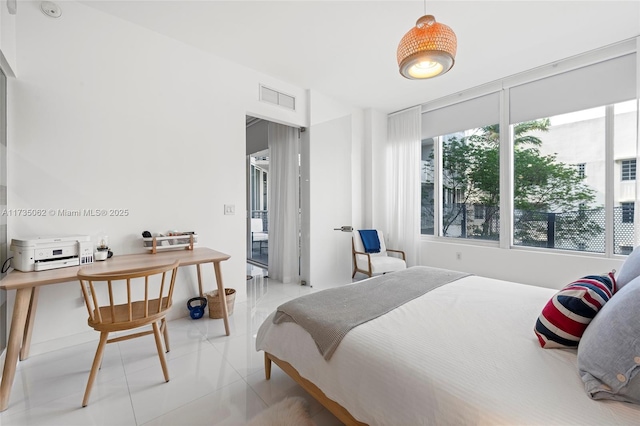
[264,352,367,426]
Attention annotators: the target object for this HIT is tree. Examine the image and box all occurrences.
[424,119,601,245]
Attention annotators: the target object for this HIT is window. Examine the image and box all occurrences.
[622,202,634,223]
[441,127,500,240]
[621,159,636,181]
[418,51,636,257]
[421,92,500,240]
[509,53,636,254]
[420,139,435,235]
[512,107,605,252]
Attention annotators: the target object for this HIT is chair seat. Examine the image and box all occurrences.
[252,232,268,242]
[89,297,169,332]
[361,256,407,275]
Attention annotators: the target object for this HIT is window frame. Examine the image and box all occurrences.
[418,42,638,258]
[621,159,636,181]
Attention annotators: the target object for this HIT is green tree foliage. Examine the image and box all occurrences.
[427,119,601,244]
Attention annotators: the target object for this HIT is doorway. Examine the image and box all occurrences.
[246,115,302,285]
[246,116,269,267]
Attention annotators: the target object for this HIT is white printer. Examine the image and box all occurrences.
[10,235,94,272]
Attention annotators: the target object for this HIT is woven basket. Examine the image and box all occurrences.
[205,288,236,319]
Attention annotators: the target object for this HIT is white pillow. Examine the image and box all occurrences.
[616,245,640,289]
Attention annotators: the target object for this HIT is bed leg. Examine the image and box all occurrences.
[264,352,272,380]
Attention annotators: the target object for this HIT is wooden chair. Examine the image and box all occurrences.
[352,229,407,278]
[77,259,180,407]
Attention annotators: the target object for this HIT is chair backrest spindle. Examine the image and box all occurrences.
[158,271,166,313]
[107,280,116,323]
[126,278,132,321]
[80,279,94,320]
[144,275,149,317]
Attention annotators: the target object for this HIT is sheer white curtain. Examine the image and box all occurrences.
[387,106,422,267]
[267,122,300,283]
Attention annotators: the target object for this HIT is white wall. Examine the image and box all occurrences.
[6,0,310,355]
[421,240,624,290]
[367,109,388,231]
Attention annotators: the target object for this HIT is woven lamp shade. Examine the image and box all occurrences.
[397,15,457,79]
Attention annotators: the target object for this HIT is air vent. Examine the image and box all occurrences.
[259,85,296,111]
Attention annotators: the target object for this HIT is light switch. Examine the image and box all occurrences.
[224,204,235,215]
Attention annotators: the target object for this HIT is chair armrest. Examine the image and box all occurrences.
[387,249,406,261]
[352,250,373,276]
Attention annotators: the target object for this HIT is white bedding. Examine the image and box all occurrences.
[256,275,640,425]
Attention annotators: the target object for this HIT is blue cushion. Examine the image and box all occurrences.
[616,245,640,290]
[577,275,640,404]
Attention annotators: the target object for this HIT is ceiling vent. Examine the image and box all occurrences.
[259,85,296,111]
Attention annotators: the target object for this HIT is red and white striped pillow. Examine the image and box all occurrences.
[534,273,617,349]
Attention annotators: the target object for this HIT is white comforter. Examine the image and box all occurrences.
[256,275,640,425]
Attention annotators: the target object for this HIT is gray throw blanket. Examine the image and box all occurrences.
[273,266,470,360]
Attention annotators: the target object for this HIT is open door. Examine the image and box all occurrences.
[301,113,353,288]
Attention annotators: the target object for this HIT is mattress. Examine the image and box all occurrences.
[256,275,640,425]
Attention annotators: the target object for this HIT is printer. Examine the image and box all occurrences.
[10,235,94,272]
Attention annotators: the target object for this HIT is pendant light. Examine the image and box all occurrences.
[397,2,457,80]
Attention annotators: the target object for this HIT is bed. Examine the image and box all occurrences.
[256,266,640,425]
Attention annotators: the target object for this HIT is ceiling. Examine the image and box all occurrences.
[79,1,640,114]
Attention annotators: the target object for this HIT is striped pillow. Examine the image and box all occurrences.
[534,273,616,349]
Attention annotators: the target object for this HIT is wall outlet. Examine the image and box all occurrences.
[456,252,462,261]
[224,204,235,215]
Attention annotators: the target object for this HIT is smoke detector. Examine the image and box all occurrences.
[40,1,62,18]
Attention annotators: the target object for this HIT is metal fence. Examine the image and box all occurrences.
[514,206,633,254]
[422,204,634,254]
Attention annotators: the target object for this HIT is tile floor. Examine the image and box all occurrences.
[0,264,344,426]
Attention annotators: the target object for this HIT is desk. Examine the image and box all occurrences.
[0,247,231,411]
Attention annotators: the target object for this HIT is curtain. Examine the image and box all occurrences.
[387,106,421,267]
[267,122,300,283]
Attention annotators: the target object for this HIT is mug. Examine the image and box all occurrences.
[95,251,108,261]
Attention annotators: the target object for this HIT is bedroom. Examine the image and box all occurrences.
[0,0,639,424]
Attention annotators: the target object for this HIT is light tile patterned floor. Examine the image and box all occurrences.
[0,264,344,425]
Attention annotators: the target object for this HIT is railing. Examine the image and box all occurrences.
[422,204,634,254]
[514,206,633,254]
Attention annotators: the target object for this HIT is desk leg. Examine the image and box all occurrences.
[0,287,32,411]
[20,287,40,361]
[213,262,230,336]
[196,264,203,297]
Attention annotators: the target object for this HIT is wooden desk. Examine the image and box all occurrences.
[0,247,231,412]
